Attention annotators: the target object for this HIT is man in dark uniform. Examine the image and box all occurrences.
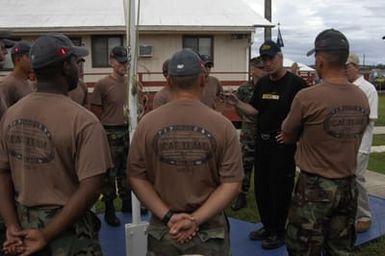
[91,46,131,226]
[228,40,306,249]
[231,56,266,211]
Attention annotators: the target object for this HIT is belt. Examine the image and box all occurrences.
[103,124,128,129]
[258,131,278,142]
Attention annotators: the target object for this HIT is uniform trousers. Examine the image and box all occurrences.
[254,133,296,235]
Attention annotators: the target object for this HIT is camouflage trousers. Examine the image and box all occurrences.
[103,125,130,201]
[239,122,257,193]
[147,212,230,256]
[286,171,358,256]
[16,204,102,256]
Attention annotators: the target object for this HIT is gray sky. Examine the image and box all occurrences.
[244,0,385,66]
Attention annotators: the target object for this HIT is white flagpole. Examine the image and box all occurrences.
[124,0,148,255]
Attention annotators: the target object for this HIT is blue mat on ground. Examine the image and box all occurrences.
[99,196,385,256]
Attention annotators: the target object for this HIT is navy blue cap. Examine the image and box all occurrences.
[30,34,88,69]
[11,41,31,55]
[259,40,281,57]
[110,46,129,63]
[200,55,214,67]
[168,49,205,76]
[306,28,349,56]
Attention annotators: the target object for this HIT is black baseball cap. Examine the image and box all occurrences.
[200,55,214,67]
[259,40,281,57]
[110,46,129,63]
[11,41,31,55]
[306,28,349,56]
[168,48,205,76]
[0,31,17,48]
[30,34,88,69]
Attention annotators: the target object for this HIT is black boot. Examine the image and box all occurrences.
[231,192,247,211]
[121,199,132,213]
[104,200,121,226]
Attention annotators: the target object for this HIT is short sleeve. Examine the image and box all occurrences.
[76,122,113,180]
[282,93,304,135]
[127,122,148,180]
[90,81,104,106]
[218,123,244,183]
[0,118,10,173]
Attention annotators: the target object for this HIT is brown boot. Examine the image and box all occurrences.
[356,220,371,233]
[104,200,121,226]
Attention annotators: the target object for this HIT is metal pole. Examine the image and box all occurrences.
[264,0,272,41]
[124,0,141,225]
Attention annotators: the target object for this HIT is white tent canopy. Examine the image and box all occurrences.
[284,58,314,72]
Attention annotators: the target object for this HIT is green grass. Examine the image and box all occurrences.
[373,134,385,146]
[376,94,385,126]
[368,152,385,174]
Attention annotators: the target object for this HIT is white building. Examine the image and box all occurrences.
[0,0,272,88]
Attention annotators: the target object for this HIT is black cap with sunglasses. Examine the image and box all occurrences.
[200,55,214,68]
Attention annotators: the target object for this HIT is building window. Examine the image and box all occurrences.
[69,37,82,47]
[91,35,123,67]
[183,36,213,59]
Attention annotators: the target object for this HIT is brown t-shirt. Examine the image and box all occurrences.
[91,75,128,126]
[0,73,34,108]
[201,76,223,109]
[0,92,113,207]
[152,86,173,109]
[69,80,88,106]
[282,81,370,178]
[128,100,243,212]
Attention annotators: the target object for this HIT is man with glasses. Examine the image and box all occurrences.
[91,46,131,226]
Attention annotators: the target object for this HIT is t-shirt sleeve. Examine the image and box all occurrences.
[90,81,104,106]
[218,123,244,183]
[127,122,148,180]
[282,93,304,135]
[76,122,112,180]
[152,91,166,109]
[249,81,260,109]
[0,118,10,173]
[368,87,378,120]
[216,78,223,96]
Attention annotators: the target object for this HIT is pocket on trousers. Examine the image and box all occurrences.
[197,227,226,242]
[146,225,168,241]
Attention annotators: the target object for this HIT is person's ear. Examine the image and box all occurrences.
[62,60,71,76]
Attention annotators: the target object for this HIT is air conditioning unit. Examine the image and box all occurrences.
[139,45,153,58]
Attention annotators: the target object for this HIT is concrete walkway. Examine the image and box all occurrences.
[366,126,385,198]
[374,126,385,135]
[366,170,385,199]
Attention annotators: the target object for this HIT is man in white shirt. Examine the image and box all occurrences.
[346,53,379,233]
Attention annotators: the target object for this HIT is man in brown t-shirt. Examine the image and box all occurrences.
[0,34,112,255]
[128,49,243,255]
[278,29,370,255]
[200,55,223,109]
[68,58,88,106]
[0,41,34,112]
[91,46,131,226]
[152,59,173,109]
